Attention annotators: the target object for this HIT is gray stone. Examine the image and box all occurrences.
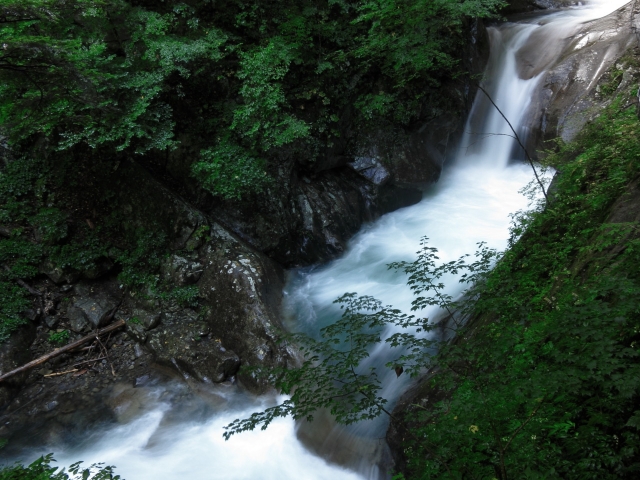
[134,375,150,387]
[126,322,147,344]
[348,156,391,186]
[67,306,91,333]
[71,294,118,329]
[130,309,160,331]
[146,310,241,383]
[44,316,59,329]
[197,225,300,392]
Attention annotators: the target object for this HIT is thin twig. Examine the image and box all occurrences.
[44,368,79,377]
[71,356,106,368]
[502,399,545,454]
[475,84,549,202]
[95,333,116,377]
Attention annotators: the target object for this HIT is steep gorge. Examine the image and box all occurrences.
[1,1,639,479]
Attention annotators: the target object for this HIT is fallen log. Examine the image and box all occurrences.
[0,319,125,383]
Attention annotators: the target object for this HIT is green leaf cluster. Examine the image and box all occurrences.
[1,0,506,200]
[0,454,121,480]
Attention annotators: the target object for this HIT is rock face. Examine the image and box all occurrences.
[206,166,422,268]
[200,19,489,269]
[524,1,640,151]
[198,223,298,391]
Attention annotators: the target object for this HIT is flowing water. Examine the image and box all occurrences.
[5,1,632,479]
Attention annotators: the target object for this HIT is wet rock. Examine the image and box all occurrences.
[134,344,145,359]
[162,254,204,286]
[134,375,150,387]
[348,156,391,186]
[126,322,148,344]
[388,115,459,188]
[526,1,639,151]
[68,293,118,331]
[146,309,241,383]
[44,316,59,329]
[130,308,160,331]
[207,168,422,268]
[197,223,299,392]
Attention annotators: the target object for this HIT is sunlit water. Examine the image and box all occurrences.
[4,1,631,479]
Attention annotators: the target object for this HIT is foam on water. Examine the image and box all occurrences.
[44,392,363,480]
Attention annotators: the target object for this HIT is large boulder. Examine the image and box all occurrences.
[146,309,241,383]
[65,282,121,333]
[525,1,639,151]
[197,223,299,392]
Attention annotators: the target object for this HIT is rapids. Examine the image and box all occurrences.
[5,1,631,479]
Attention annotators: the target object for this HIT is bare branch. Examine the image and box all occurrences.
[475,84,549,202]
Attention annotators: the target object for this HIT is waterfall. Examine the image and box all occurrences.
[6,1,631,479]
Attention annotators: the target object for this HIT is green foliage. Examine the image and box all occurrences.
[168,285,200,308]
[0,0,226,154]
[227,103,640,478]
[0,281,29,342]
[191,142,269,200]
[1,0,505,200]
[114,230,167,289]
[224,293,407,438]
[48,329,70,345]
[0,454,121,480]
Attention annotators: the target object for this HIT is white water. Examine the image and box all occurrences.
[7,1,631,479]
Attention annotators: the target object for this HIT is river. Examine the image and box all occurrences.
[7,1,632,479]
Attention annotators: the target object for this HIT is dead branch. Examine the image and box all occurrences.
[44,369,79,378]
[96,333,116,377]
[71,356,106,368]
[0,319,125,382]
[475,84,549,202]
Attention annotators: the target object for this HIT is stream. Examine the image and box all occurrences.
[6,1,631,479]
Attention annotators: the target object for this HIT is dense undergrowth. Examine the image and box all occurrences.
[226,99,640,478]
[0,455,121,480]
[393,102,640,478]
[1,0,505,199]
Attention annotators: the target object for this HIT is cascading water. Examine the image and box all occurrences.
[4,1,631,479]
